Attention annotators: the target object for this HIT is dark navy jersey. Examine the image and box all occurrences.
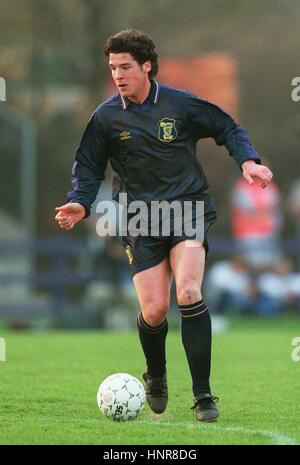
[67,80,260,217]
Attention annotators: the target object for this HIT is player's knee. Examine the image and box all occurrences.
[142,301,169,327]
[177,284,201,306]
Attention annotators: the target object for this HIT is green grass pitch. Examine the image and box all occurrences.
[0,317,299,445]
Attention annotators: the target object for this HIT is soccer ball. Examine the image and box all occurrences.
[97,373,146,422]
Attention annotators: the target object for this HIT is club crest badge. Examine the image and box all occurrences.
[158,118,177,143]
[120,131,132,141]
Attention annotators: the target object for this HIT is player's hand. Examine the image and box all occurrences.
[55,202,86,230]
[242,160,273,189]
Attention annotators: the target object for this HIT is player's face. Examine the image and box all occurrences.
[109,53,151,103]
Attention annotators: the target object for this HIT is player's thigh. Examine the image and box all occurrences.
[133,258,173,324]
[169,240,206,304]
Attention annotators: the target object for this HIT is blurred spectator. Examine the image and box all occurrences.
[287,179,300,268]
[231,173,282,270]
[205,256,300,316]
[205,256,251,313]
[257,257,300,315]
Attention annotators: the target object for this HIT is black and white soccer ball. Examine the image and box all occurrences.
[97,373,146,421]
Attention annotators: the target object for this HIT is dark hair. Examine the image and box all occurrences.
[103,29,159,79]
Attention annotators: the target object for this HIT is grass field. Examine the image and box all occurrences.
[0,316,299,445]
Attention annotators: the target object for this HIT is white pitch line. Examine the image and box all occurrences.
[138,420,298,445]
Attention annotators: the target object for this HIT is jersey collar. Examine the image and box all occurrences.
[120,79,159,110]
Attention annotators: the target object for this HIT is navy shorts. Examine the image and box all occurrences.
[122,192,217,277]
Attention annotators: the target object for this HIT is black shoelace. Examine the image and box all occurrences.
[191,395,219,410]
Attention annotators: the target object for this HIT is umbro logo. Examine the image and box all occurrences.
[120,131,132,141]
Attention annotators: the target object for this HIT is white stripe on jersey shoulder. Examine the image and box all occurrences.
[153,80,159,104]
[120,95,127,110]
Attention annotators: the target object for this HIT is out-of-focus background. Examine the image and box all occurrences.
[1,0,300,330]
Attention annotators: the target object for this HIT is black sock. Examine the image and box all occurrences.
[137,312,168,377]
[179,299,212,397]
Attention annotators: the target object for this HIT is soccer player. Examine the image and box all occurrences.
[55,30,273,422]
